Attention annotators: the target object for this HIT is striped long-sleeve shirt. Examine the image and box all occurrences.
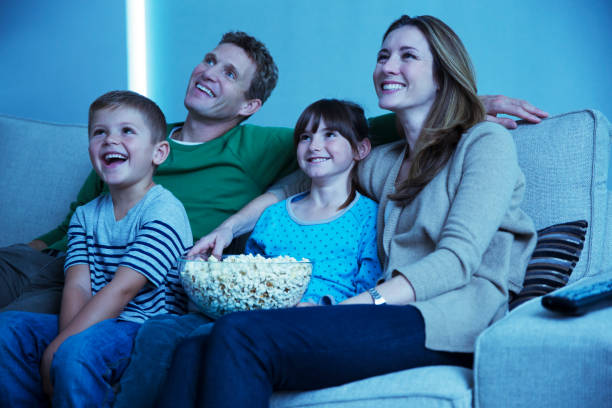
[64,185,192,323]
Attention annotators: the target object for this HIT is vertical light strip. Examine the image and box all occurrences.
[126,0,148,96]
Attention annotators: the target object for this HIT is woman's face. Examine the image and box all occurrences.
[373,25,438,116]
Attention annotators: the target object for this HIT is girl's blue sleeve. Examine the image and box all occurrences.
[353,206,383,293]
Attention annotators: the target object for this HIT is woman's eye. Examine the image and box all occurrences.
[325,131,337,138]
[377,53,388,63]
[402,52,416,60]
[299,134,311,141]
[123,127,135,134]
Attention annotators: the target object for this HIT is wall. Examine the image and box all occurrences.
[145,0,612,128]
[1,0,610,188]
[0,0,127,124]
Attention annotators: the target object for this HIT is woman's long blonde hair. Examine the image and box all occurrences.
[385,15,486,205]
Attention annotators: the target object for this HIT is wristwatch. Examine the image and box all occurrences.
[368,288,386,305]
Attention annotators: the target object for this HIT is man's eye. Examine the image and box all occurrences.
[226,71,236,80]
[92,129,105,136]
[123,127,135,134]
[204,57,215,66]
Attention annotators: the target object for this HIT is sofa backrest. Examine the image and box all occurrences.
[510,109,611,281]
[0,114,91,247]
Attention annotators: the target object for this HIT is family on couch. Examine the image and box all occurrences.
[0,14,548,407]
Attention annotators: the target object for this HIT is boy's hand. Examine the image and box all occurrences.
[480,95,549,129]
[188,226,233,260]
[40,338,63,397]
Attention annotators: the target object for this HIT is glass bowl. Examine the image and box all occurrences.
[179,254,312,319]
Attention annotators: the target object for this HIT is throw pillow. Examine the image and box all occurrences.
[509,220,588,310]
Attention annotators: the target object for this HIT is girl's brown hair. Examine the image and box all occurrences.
[383,15,486,205]
[293,99,369,210]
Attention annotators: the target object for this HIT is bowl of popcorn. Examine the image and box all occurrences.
[179,254,312,319]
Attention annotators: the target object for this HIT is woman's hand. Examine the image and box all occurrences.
[340,274,416,305]
[188,226,234,259]
[480,95,549,129]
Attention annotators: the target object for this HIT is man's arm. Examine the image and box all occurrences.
[480,95,549,129]
[368,95,549,146]
[188,192,280,259]
[41,267,148,396]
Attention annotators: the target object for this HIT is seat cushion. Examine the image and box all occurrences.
[271,365,473,408]
[475,274,612,408]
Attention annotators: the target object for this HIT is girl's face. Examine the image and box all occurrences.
[296,118,360,184]
[373,25,438,116]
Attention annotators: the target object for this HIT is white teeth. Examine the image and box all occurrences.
[309,158,329,163]
[196,83,214,97]
[382,83,405,91]
[104,153,127,160]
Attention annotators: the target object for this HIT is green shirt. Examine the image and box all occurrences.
[38,114,400,251]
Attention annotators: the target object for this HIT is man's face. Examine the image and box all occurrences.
[184,43,258,122]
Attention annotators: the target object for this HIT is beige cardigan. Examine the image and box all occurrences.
[270,121,536,352]
[358,122,536,352]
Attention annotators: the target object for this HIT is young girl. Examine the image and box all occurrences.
[244,98,381,305]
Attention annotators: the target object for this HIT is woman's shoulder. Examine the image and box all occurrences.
[456,121,516,159]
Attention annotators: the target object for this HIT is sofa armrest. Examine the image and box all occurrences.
[474,274,612,408]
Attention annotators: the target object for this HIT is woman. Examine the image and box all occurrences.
[161,15,536,407]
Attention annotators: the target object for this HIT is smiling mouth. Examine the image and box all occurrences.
[381,83,405,91]
[103,153,128,166]
[196,83,215,97]
[307,157,330,163]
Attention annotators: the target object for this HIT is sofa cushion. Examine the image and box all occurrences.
[0,114,90,247]
[475,273,612,408]
[510,110,611,281]
[509,220,587,310]
[271,365,473,408]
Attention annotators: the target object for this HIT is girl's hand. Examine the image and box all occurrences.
[188,226,233,259]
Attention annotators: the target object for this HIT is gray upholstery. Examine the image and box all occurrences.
[0,114,90,246]
[0,110,610,407]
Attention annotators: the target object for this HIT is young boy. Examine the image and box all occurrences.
[0,90,192,407]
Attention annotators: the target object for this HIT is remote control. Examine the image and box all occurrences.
[542,275,612,315]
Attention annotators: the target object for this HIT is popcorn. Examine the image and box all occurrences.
[179,254,312,319]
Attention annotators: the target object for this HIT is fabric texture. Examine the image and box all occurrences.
[475,272,612,408]
[114,312,214,408]
[245,192,382,304]
[0,311,140,408]
[64,185,192,322]
[0,244,64,313]
[509,220,588,310]
[509,110,611,281]
[37,123,299,252]
[159,305,472,408]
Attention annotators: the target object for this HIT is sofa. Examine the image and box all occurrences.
[1,109,610,407]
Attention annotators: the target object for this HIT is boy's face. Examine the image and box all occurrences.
[88,106,168,191]
[183,42,260,122]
